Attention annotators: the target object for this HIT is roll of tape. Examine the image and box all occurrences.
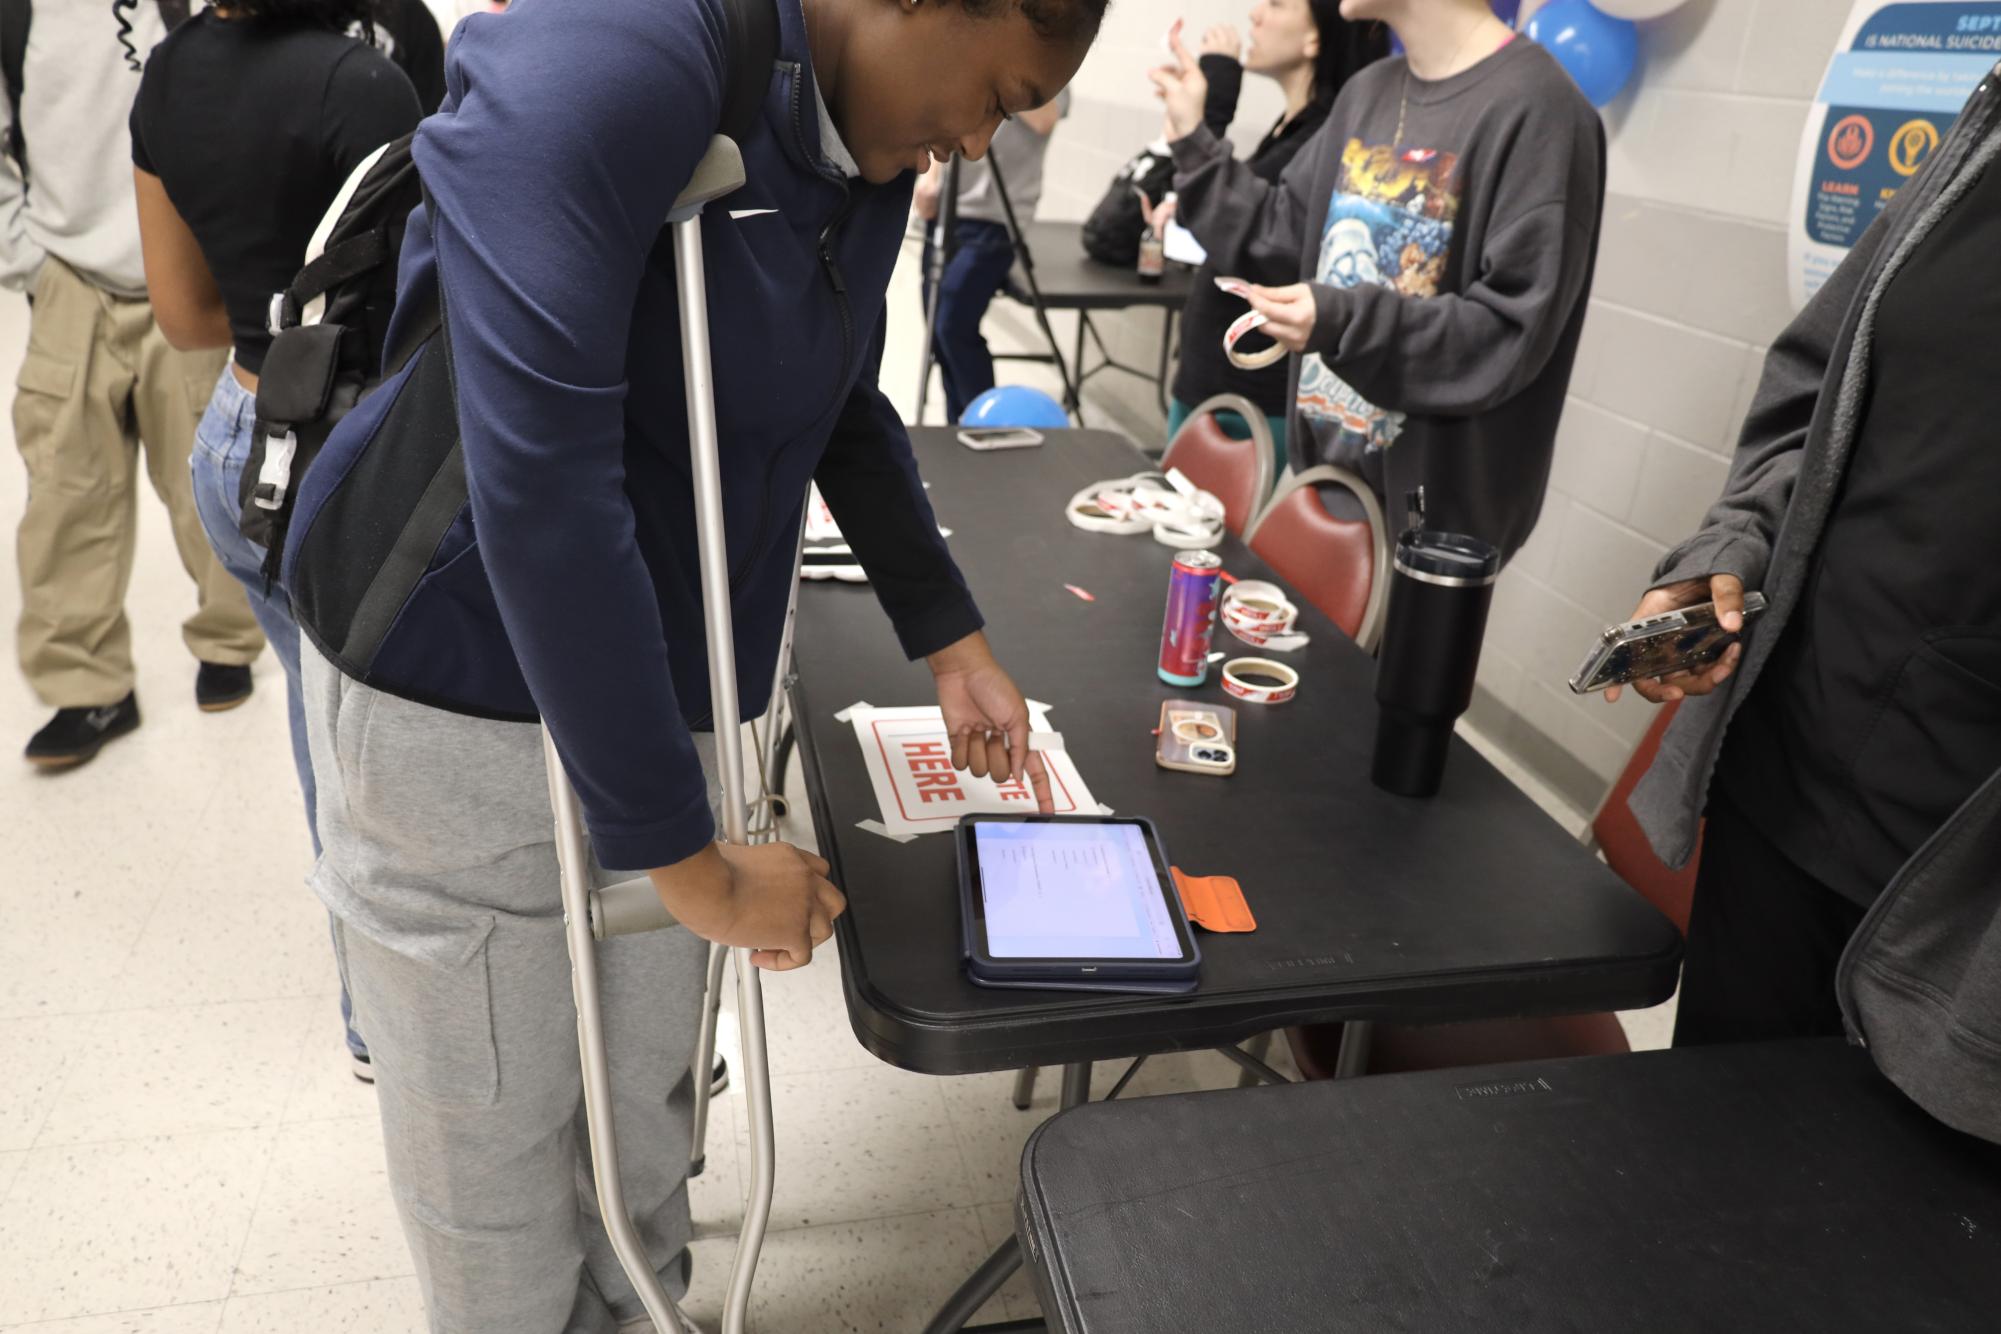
[1221,580,1309,652]
[1066,472,1164,536]
[1221,656,1300,705]
[1224,309,1288,370]
[1067,472,1225,547]
[1153,510,1226,549]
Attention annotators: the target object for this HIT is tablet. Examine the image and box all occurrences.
[957,815,1201,991]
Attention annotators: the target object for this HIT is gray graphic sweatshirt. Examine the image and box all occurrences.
[1172,38,1604,561]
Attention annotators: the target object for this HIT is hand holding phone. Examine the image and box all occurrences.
[1575,574,1762,700]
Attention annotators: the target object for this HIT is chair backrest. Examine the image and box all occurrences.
[1159,393,1275,538]
[1245,465,1389,650]
[1590,700,1701,933]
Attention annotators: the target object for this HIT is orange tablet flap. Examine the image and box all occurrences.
[1171,867,1258,933]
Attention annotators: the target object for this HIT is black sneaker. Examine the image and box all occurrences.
[195,662,254,712]
[711,1055,730,1098]
[26,694,140,769]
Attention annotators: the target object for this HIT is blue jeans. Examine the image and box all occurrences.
[922,218,1017,423]
[191,366,367,1060]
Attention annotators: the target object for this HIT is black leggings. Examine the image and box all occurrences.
[1673,794,1870,1046]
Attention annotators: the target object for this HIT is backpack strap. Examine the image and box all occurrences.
[718,0,777,148]
[272,229,393,331]
[1,0,29,187]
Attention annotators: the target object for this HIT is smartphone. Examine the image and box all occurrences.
[957,427,1045,452]
[1155,701,1237,775]
[1568,592,1769,694]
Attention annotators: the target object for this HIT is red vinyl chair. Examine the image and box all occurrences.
[1159,393,1276,537]
[1244,465,1388,651]
[1286,703,1701,1079]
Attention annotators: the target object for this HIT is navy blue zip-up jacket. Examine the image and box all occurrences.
[285,0,982,871]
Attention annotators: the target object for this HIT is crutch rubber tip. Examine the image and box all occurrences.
[689,1156,706,1179]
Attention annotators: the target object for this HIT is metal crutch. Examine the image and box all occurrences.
[542,134,775,1334]
[689,516,807,1179]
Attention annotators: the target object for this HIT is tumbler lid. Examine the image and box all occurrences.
[1393,489,1500,587]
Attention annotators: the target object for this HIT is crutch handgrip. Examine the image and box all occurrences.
[670,136,749,219]
[590,877,678,940]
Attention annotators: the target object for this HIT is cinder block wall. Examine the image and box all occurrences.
[1027,0,1852,817]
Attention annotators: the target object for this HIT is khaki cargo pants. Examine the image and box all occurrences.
[13,257,260,707]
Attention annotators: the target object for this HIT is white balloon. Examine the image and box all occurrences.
[1588,0,1689,18]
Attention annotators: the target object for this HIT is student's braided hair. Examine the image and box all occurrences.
[200,0,390,41]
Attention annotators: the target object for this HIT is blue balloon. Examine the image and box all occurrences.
[1527,0,1639,107]
[960,385,1069,429]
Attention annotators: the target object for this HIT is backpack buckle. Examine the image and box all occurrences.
[252,430,299,511]
[266,291,299,336]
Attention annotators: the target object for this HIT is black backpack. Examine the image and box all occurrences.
[1080,143,1176,268]
[243,0,778,581]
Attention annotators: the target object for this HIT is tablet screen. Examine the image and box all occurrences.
[972,820,1185,960]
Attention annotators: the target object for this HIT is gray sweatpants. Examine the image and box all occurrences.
[302,645,713,1333]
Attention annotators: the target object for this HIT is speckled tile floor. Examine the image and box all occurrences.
[0,231,1671,1332]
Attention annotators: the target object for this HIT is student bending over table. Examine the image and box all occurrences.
[278,0,1099,1329]
[1150,0,1603,562]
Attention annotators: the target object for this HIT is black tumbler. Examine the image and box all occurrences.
[1371,490,1501,798]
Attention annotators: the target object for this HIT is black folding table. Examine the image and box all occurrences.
[1017,1039,2001,1333]
[994,222,1192,420]
[789,426,1683,1331]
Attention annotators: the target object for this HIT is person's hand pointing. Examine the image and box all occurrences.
[928,630,1054,814]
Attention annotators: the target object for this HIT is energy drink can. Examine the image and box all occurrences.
[1158,549,1223,686]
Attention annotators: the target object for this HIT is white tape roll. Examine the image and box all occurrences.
[1221,580,1309,652]
[1220,656,1300,705]
[1152,509,1226,549]
[1224,308,1288,370]
[1066,472,1163,535]
[1066,471,1225,548]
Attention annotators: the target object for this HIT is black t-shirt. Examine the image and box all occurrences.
[1171,54,1331,419]
[1719,158,2001,904]
[131,12,422,374]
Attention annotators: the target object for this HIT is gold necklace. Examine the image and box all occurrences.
[1393,13,1495,149]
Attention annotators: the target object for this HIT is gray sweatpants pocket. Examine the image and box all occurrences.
[334,903,500,1108]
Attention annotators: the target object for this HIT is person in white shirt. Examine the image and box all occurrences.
[2,0,260,768]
